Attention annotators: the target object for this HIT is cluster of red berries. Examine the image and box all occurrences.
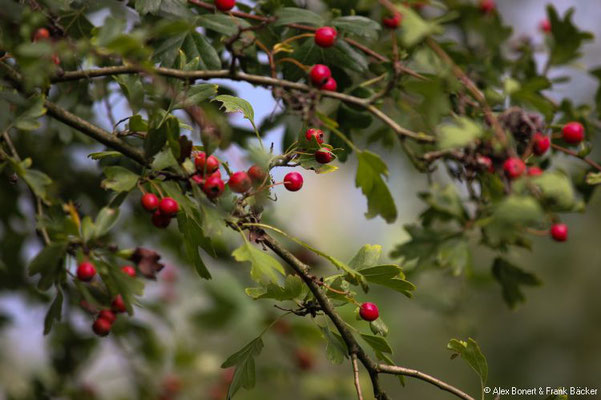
[76,261,134,336]
[305,128,335,164]
[214,0,235,12]
[32,27,60,65]
[309,64,337,91]
[141,193,179,228]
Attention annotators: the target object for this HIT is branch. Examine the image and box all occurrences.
[50,66,434,143]
[351,354,365,400]
[551,143,601,171]
[377,364,476,400]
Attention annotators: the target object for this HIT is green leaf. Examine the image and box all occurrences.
[274,7,325,27]
[113,75,144,114]
[245,275,303,300]
[196,14,250,36]
[531,171,576,211]
[88,151,123,160]
[319,325,348,364]
[212,95,257,131]
[43,289,63,335]
[331,16,380,41]
[369,318,389,337]
[232,242,285,284]
[586,171,601,185]
[21,168,52,203]
[361,333,392,354]
[492,257,541,309]
[177,213,212,279]
[154,29,221,69]
[101,166,139,192]
[12,94,46,131]
[100,260,145,315]
[221,337,264,399]
[174,83,218,109]
[447,338,488,399]
[355,151,397,223]
[397,4,442,46]
[348,245,382,270]
[28,242,68,291]
[129,114,149,132]
[547,5,594,67]
[437,117,483,150]
[360,264,415,297]
[419,184,468,222]
[94,207,120,238]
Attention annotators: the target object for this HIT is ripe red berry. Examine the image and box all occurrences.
[532,132,550,155]
[98,309,116,324]
[314,26,337,48]
[539,19,551,33]
[51,53,60,65]
[195,152,220,174]
[315,148,334,164]
[141,193,159,212]
[228,171,252,193]
[214,0,235,11]
[92,317,112,337]
[562,122,584,144]
[305,128,324,144]
[309,64,331,86]
[121,265,136,278]
[477,155,494,172]
[382,12,402,29]
[192,170,221,186]
[479,0,495,14]
[159,197,179,217]
[111,295,127,313]
[33,28,50,42]
[527,167,543,177]
[151,210,171,228]
[359,302,379,321]
[295,349,315,371]
[502,157,526,179]
[77,261,96,282]
[248,165,267,184]
[550,223,568,242]
[284,172,303,192]
[203,175,225,198]
[320,77,337,92]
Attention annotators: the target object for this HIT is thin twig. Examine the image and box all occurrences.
[352,354,365,400]
[551,143,601,171]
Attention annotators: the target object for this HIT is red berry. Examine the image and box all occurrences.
[309,64,331,86]
[214,0,235,11]
[479,0,495,13]
[315,148,334,164]
[203,175,225,198]
[248,165,267,184]
[532,132,550,155]
[192,170,221,186]
[320,77,337,92]
[550,223,568,242]
[121,265,136,278]
[111,295,127,313]
[33,28,50,42]
[92,317,112,337]
[382,12,402,29]
[51,53,60,65]
[77,261,96,282]
[314,26,337,48]
[283,172,303,192]
[151,210,171,228]
[527,167,543,176]
[98,309,116,324]
[359,302,379,321]
[141,193,159,212]
[194,152,220,174]
[502,157,526,179]
[228,171,252,193]
[539,19,551,33]
[295,349,315,371]
[477,155,494,172]
[562,122,584,144]
[159,197,179,217]
[305,128,324,144]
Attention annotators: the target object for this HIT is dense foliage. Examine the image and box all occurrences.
[0,0,599,399]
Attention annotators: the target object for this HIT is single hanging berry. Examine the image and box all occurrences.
[550,223,568,242]
[141,193,159,212]
[77,261,96,282]
[314,26,337,47]
[284,172,303,192]
[228,171,252,193]
[359,302,379,321]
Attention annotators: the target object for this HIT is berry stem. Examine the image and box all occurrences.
[276,57,310,72]
[551,143,601,171]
